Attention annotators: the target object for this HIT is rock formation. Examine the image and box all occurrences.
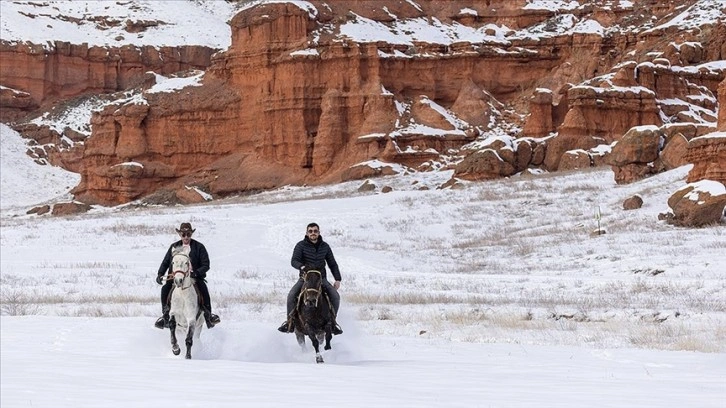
[1,0,725,206]
[0,41,217,115]
[663,78,725,227]
[662,181,726,227]
[684,79,726,186]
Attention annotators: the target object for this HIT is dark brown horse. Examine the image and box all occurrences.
[293,269,333,363]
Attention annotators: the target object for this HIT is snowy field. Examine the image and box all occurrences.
[1,0,725,405]
[1,124,725,407]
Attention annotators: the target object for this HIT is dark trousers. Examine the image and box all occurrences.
[160,280,212,313]
[286,279,340,316]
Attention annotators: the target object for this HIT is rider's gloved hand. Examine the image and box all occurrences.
[156,275,164,285]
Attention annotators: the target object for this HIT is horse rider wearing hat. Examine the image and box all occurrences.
[155,222,220,329]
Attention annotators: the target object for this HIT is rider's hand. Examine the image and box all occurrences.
[156,275,164,285]
[334,280,341,290]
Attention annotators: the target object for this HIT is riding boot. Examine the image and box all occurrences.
[201,305,219,329]
[155,306,170,329]
[331,316,343,335]
[277,314,295,333]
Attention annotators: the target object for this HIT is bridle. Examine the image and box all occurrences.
[169,252,193,290]
[302,270,322,307]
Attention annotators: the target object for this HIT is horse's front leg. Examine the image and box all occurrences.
[185,323,195,360]
[169,317,180,356]
[324,328,332,351]
[295,329,306,350]
[307,332,323,363]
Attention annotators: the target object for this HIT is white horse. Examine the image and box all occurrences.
[167,248,205,359]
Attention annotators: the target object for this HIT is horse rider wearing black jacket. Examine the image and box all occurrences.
[278,222,343,335]
[154,223,220,329]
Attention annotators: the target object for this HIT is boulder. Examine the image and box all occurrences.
[623,195,643,210]
[454,149,516,180]
[608,125,663,184]
[51,202,92,216]
[26,205,50,215]
[558,150,592,171]
[659,133,690,170]
[358,180,376,192]
[663,181,726,227]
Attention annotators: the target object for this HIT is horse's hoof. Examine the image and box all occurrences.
[172,346,180,356]
[316,356,324,364]
[185,355,191,360]
[324,345,331,351]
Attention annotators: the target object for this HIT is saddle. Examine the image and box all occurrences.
[289,290,342,335]
[164,278,204,309]
[292,288,338,324]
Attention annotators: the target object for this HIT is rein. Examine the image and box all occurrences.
[301,270,323,306]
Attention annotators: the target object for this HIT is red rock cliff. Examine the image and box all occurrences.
[5,0,725,205]
[0,41,217,121]
[685,78,726,185]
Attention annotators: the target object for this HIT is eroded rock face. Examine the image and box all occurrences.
[4,0,725,205]
[684,79,726,186]
[659,133,690,170]
[685,134,726,186]
[538,45,724,171]
[454,149,516,181]
[522,88,555,138]
[72,76,242,205]
[607,126,662,184]
[0,87,38,122]
[559,85,661,144]
[0,41,217,111]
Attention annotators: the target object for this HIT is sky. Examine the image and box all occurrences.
[1,1,725,407]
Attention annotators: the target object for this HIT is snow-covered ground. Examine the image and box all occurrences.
[1,1,725,406]
[2,317,723,408]
[0,124,80,210]
[0,0,237,48]
[1,123,725,407]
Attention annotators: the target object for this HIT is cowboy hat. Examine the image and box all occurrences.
[176,222,196,233]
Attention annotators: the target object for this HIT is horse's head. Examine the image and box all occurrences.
[301,269,323,308]
[171,249,191,288]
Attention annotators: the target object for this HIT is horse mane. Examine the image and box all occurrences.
[296,271,332,329]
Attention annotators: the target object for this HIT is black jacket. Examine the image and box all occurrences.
[157,239,210,279]
[291,235,341,282]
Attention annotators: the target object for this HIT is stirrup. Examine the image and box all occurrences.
[278,320,293,333]
[154,315,168,329]
[332,324,343,335]
[203,312,219,329]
